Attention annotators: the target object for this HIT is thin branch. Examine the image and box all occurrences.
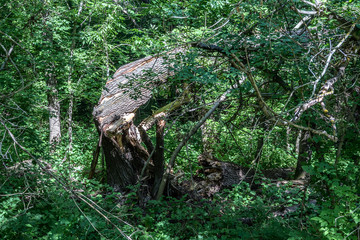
[293,63,347,122]
[311,22,356,97]
[155,84,240,200]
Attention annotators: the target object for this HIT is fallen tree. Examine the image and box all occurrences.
[92,47,242,200]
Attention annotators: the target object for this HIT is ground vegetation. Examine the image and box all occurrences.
[1,0,359,239]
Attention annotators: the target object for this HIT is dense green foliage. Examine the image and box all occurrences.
[1,0,360,239]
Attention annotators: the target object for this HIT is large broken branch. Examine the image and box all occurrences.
[92,49,186,191]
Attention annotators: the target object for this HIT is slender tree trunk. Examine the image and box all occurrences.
[43,8,61,151]
[67,43,75,154]
[67,93,73,152]
[294,130,312,180]
[47,69,61,149]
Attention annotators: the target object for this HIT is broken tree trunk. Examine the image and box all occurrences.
[93,49,183,193]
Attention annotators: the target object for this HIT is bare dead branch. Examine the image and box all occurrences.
[293,63,347,117]
[155,83,241,200]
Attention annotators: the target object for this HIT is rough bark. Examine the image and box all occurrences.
[43,8,61,150]
[93,49,183,193]
[47,70,61,148]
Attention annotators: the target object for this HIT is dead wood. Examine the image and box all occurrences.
[176,152,298,198]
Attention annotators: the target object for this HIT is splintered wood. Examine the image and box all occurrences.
[93,50,181,136]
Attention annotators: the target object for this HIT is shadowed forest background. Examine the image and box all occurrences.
[0,0,360,239]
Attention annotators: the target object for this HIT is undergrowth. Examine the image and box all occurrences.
[1,165,320,239]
